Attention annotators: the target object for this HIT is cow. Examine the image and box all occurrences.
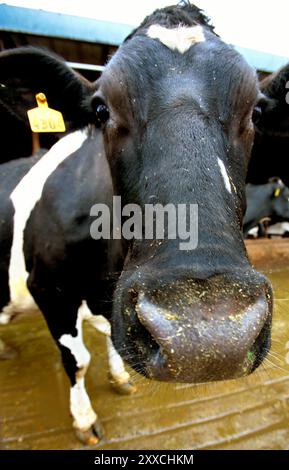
[248,63,289,186]
[243,178,289,236]
[0,3,281,444]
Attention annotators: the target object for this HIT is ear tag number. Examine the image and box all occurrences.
[27,93,66,133]
[274,188,281,198]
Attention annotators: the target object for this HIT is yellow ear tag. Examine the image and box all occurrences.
[27,93,66,133]
[274,188,281,198]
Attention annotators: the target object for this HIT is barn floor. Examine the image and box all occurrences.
[1,269,289,450]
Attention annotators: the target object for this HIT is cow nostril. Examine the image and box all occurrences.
[134,292,164,345]
[247,321,271,372]
[130,292,169,366]
[128,288,139,306]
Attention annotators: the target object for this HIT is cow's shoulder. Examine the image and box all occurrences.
[22,129,113,281]
[0,155,39,196]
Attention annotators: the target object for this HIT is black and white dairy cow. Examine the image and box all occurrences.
[244,178,289,236]
[0,3,276,444]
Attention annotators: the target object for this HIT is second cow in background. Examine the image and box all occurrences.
[244,178,289,237]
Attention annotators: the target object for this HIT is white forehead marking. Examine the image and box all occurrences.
[217,157,232,194]
[147,24,205,54]
[5,130,87,315]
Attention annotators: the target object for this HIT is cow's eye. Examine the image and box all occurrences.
[91,96,110,125]
[252,105,262,124]
[95,103,110,124]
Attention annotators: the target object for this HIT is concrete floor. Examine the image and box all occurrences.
[1,268,289,450]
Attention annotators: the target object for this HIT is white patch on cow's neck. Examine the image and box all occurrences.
[147,24,205,53]
[217,157,232,194]
[1,130,87,319]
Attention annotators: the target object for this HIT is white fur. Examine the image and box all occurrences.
[147,24,205,54]
[247,227,259,238]
[59,305,91,371]
[79,301,130,384]
[78,301,111,336]
[60,301,130,430]
[106,337,130,384]
[70,378,97,431]
[0,310,14,325]
[217,157,232,194]
[0,130,87,321]
[267,222,289,236]
[59,302,95,431]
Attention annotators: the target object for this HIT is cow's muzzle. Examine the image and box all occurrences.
[112,270,273,383]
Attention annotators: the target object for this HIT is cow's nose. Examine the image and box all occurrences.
[131,274,272,382]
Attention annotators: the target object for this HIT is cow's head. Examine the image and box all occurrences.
[0,3,278,383]
[267,178,289,221]
[93,4,273,382]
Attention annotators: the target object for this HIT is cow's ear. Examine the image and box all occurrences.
[268,176,284,186]
[254,63,289,136]
[268,177,284,199]
[0,46,95,130]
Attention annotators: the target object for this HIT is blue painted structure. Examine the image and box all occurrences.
[0,4,132,46]
[0,4,288,72]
